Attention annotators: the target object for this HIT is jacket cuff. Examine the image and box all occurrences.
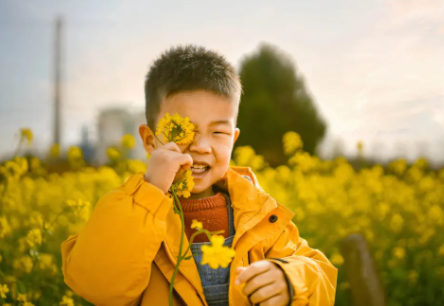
[121,172,173,221]
[266,258,309,306]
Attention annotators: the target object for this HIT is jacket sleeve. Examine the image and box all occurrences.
[265,220,338,306]
[61,172,173,306]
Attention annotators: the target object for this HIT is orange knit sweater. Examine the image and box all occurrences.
[179,192,229,243]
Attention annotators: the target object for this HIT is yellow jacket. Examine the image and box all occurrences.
[61,166,337,306]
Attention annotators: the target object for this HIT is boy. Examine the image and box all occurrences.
[61,45,337,306]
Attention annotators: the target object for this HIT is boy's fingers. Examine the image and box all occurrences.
[242,270,275,296]
[235,261,271,285]
[179,153,193,168]
[160,141,181,153]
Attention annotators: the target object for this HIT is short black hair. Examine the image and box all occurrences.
[144,44,242,130]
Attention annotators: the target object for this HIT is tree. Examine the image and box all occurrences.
[236,43,327,166]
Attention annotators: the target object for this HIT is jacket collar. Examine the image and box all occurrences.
[213,167,279,248]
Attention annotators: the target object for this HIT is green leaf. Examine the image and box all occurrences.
[16,280,27,294]
[183,256,192,260]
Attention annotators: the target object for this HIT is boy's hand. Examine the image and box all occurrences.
[144,142,193,194]
[235,260,290,306]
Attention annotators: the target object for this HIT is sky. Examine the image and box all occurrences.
[0,0,443,164]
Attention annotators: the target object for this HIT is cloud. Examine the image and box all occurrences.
[390,0,444,24]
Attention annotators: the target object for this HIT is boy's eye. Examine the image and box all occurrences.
[214,131,227,134]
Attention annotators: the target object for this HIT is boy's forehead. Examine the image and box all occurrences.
[159,90,238,126]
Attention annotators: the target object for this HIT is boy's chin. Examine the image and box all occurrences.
[191,186,210,194]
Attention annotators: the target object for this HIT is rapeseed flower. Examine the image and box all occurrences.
[155,112,195,144]
[121,134,136,149]
[0,216,12,238]
[173,170,194,198]
[17,293,27,302]
[106,147,121,161]
[20,128,33,145]
[67,146,83,161]
[0,283,9,298]
[50,143,60,158]
[26,228,42,248]
[59,295,75,306]
[283,131,303,155]
[201,235,236,269]
[13,256,33,274]
[191,219,203,230]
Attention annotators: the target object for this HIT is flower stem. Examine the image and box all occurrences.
[13,137,23,157]
[169,191,186,306]
[154,133,165,146]
[182,229,225,258]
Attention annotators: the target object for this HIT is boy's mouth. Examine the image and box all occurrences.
[191,163,210,175]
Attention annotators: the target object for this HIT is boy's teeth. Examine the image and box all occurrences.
[192,165,207,169]
[191,165,209,173]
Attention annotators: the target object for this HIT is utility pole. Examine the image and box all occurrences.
[53,16,63,146]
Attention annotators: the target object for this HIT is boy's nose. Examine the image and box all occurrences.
[189,134,212,154]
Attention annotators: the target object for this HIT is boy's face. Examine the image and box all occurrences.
[140,89,240,199]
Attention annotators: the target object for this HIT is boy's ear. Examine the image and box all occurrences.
[138,124,156,154]
[233,128,240,145]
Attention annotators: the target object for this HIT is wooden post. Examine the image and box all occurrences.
[340,234,386,306]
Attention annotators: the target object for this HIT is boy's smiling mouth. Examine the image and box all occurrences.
[191,162,211,175]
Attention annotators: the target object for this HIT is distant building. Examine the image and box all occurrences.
[95,107,148,164]
[78,125,96,164]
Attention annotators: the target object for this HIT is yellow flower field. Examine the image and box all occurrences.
[0,130,443,305]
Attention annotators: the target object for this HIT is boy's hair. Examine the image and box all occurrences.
[144,44,242,130]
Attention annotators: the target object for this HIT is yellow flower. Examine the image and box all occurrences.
[438,244,444,256]
[13,256,33,274]
[20,128,33,144]
[201,235,235,269]
[282,131,303,155]
[0,216,12,238]
[390,214,404,233]
[1,157,28,179]
[0,283,9,298]
[24,302,35,306]
[155,112,195,145]
[38,254,58,275]
[17,293,27,302]
[393,247,405,260]
[191,219,203,230]
[388,159,407,176]
[174,170,195,198]
[59,295,75,306]
[50,143,60,158]
[330,252,344,266]
[106,147,121,161]
[65,199,91,222]
[26,228,43,248]
[234,146,256,166]
[67,146,83,161]
[121,134,136,149]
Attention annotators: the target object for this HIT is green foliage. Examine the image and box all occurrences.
[237,42,327,166]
